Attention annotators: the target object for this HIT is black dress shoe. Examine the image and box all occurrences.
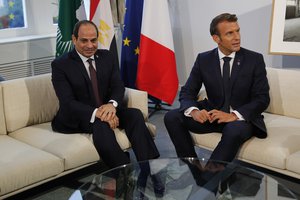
[150,174,165,198]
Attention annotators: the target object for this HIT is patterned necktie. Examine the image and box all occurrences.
[87,58,102,107]
[221,57,231,112]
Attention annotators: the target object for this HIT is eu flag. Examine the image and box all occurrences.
[120,0,144,88]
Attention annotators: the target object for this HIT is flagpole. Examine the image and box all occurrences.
[148,96,172,118]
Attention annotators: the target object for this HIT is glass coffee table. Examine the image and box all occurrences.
[69,158,298,199]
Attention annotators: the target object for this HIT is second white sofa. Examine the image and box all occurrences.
[191,67,300,179]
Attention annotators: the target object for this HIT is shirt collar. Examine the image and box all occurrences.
[218,48,236,61]
[76,50,95,63]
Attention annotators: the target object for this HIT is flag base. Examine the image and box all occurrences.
[148,96,171,118]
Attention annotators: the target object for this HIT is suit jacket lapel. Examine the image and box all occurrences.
[230,50,244,87]
[70,49,94,98]
[213,49,224,93]
[70,49,90,81]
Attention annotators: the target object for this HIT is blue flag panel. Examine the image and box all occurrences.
[120,0,144,88]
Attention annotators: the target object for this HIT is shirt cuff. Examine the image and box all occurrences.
[232,110,244,121]
[184,107,199,117]
[90,108,98,123]
[109,100,118,108]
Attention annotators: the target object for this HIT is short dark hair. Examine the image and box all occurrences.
[210,13,238,36]
[73,20,99,38]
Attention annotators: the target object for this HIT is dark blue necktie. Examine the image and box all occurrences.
[221,57,231,112]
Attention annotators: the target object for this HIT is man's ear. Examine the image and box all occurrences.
[72,35,76,44]
[212,35,220,44]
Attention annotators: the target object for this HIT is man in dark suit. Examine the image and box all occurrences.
[164,13,270,163]
[51,20,159,169]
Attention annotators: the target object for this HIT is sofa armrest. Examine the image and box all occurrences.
[124,88,148,120]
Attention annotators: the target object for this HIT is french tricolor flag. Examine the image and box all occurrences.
[136,0,178,105]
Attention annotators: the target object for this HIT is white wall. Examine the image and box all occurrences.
[26,0,58,35]
[169,0,300,85]
[1,0,300,84]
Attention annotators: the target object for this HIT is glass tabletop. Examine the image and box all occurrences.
[70,158,298,200]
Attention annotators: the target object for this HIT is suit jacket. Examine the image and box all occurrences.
[179,47,270,138]
[51,49,124,132]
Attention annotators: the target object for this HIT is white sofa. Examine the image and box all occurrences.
[0,74,156,199]
[191,67,300,179]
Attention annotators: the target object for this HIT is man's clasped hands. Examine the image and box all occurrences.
[96,103,119,129]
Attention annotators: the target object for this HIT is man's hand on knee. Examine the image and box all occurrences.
[208,110,238,123]
[96,103,116,121]
[191,109,211,123]
[107,116,119,129]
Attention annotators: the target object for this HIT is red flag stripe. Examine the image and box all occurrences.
[137,35,178,105]
[90,0,100,20]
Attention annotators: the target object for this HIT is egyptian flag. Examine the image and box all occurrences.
[90,0,119,64]
[136,0,178,105]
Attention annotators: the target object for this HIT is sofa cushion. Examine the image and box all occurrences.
[0,135,63,196]
[0,85,6,135]
[266,67,300,119]
[8,123,99,170]
[1,74,58,133]
[286,151,300,175]
[191,112,300,170]
[9,121,156,171]
[239,112,300,169]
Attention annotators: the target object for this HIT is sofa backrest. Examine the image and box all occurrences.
[1,74,59,133]
[0,85,7,135]
[266,67,300,119]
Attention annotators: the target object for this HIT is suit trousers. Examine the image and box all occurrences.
[92,108,159,168]
[164,109,253,162]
